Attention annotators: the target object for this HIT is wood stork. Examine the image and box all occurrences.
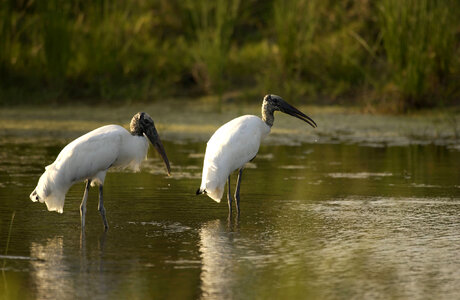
[196,94,316,215]
[29,112,171,230]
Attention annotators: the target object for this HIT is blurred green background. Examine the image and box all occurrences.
[1,0,459,112]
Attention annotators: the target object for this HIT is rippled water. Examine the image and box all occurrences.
[1,136,460,299]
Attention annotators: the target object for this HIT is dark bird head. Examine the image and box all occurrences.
[262,94,317,128]
[131,112,171,175]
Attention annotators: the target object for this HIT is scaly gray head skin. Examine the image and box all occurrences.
[261,94,317,128]
[130,112,171,175]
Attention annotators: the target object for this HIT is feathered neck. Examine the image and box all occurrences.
[261,100,275,127]
[130,113,144,136]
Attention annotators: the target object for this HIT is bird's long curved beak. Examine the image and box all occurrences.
[279,100,317,128]
[145,126,171,176]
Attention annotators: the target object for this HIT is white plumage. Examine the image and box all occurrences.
[31,125,148,213]
[197,94,316,214]
[199,115,270,202]
[30,112,170,229]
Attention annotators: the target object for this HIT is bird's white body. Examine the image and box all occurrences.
[199,115,271,202]
[31,125,149,213]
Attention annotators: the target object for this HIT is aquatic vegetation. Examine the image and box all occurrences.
[186,0,240,105]
[270,0,319,101]
[0,1,458,111]
[378,0,458,110]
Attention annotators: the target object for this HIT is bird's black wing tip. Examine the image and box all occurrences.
[30,190,40,202]
[196,188,206,195]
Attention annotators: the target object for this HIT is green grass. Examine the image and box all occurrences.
[41,1,72,84]
[2,212,15,298]
[378,0,459,110]
[0,0,458,111]
[270,0,319,101]
[2,212,15,270]
[186,0,240,108]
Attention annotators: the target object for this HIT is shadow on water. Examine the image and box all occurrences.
[1,134,460,299]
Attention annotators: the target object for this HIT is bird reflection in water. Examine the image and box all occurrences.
[199,219,240,299]
[30,231,109,298]
[29,237,71,299]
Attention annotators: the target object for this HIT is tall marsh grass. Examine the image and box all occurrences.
[378,0,458,110]
[0,0,458,111]
[271,0,319,101]
[0,1,12,76]
[40,1,72,85]
[186,0,240,104]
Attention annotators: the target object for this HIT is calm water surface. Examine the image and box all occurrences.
[1,137,460,299]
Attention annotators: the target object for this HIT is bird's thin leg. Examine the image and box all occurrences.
[98,184,109,231]
[80,228,86,251]
[227,175,233,216]
[234,168,244,215]
[80,180,91,229]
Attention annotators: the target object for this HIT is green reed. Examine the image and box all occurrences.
[186,0,240,106]
[1,211,15,300]
[40,0,72,85]
[271,0,319,101]
[0,1,458,110]
[378,0,458,110]
[0,1,12,76]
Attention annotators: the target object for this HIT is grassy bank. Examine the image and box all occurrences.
[1,100,459,148]
[0,0,459,111]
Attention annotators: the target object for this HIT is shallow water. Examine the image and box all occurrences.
[1,135,460,299]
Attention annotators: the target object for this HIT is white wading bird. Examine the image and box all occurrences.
[30,112,171,230]
[196,94,317,214]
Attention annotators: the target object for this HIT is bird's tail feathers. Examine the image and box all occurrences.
[206,186,224,203]
[196,186,223,203]
[196,188,207,195]
[30,167,68,214]
[30,190,41,202]
[198,162,226,202]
